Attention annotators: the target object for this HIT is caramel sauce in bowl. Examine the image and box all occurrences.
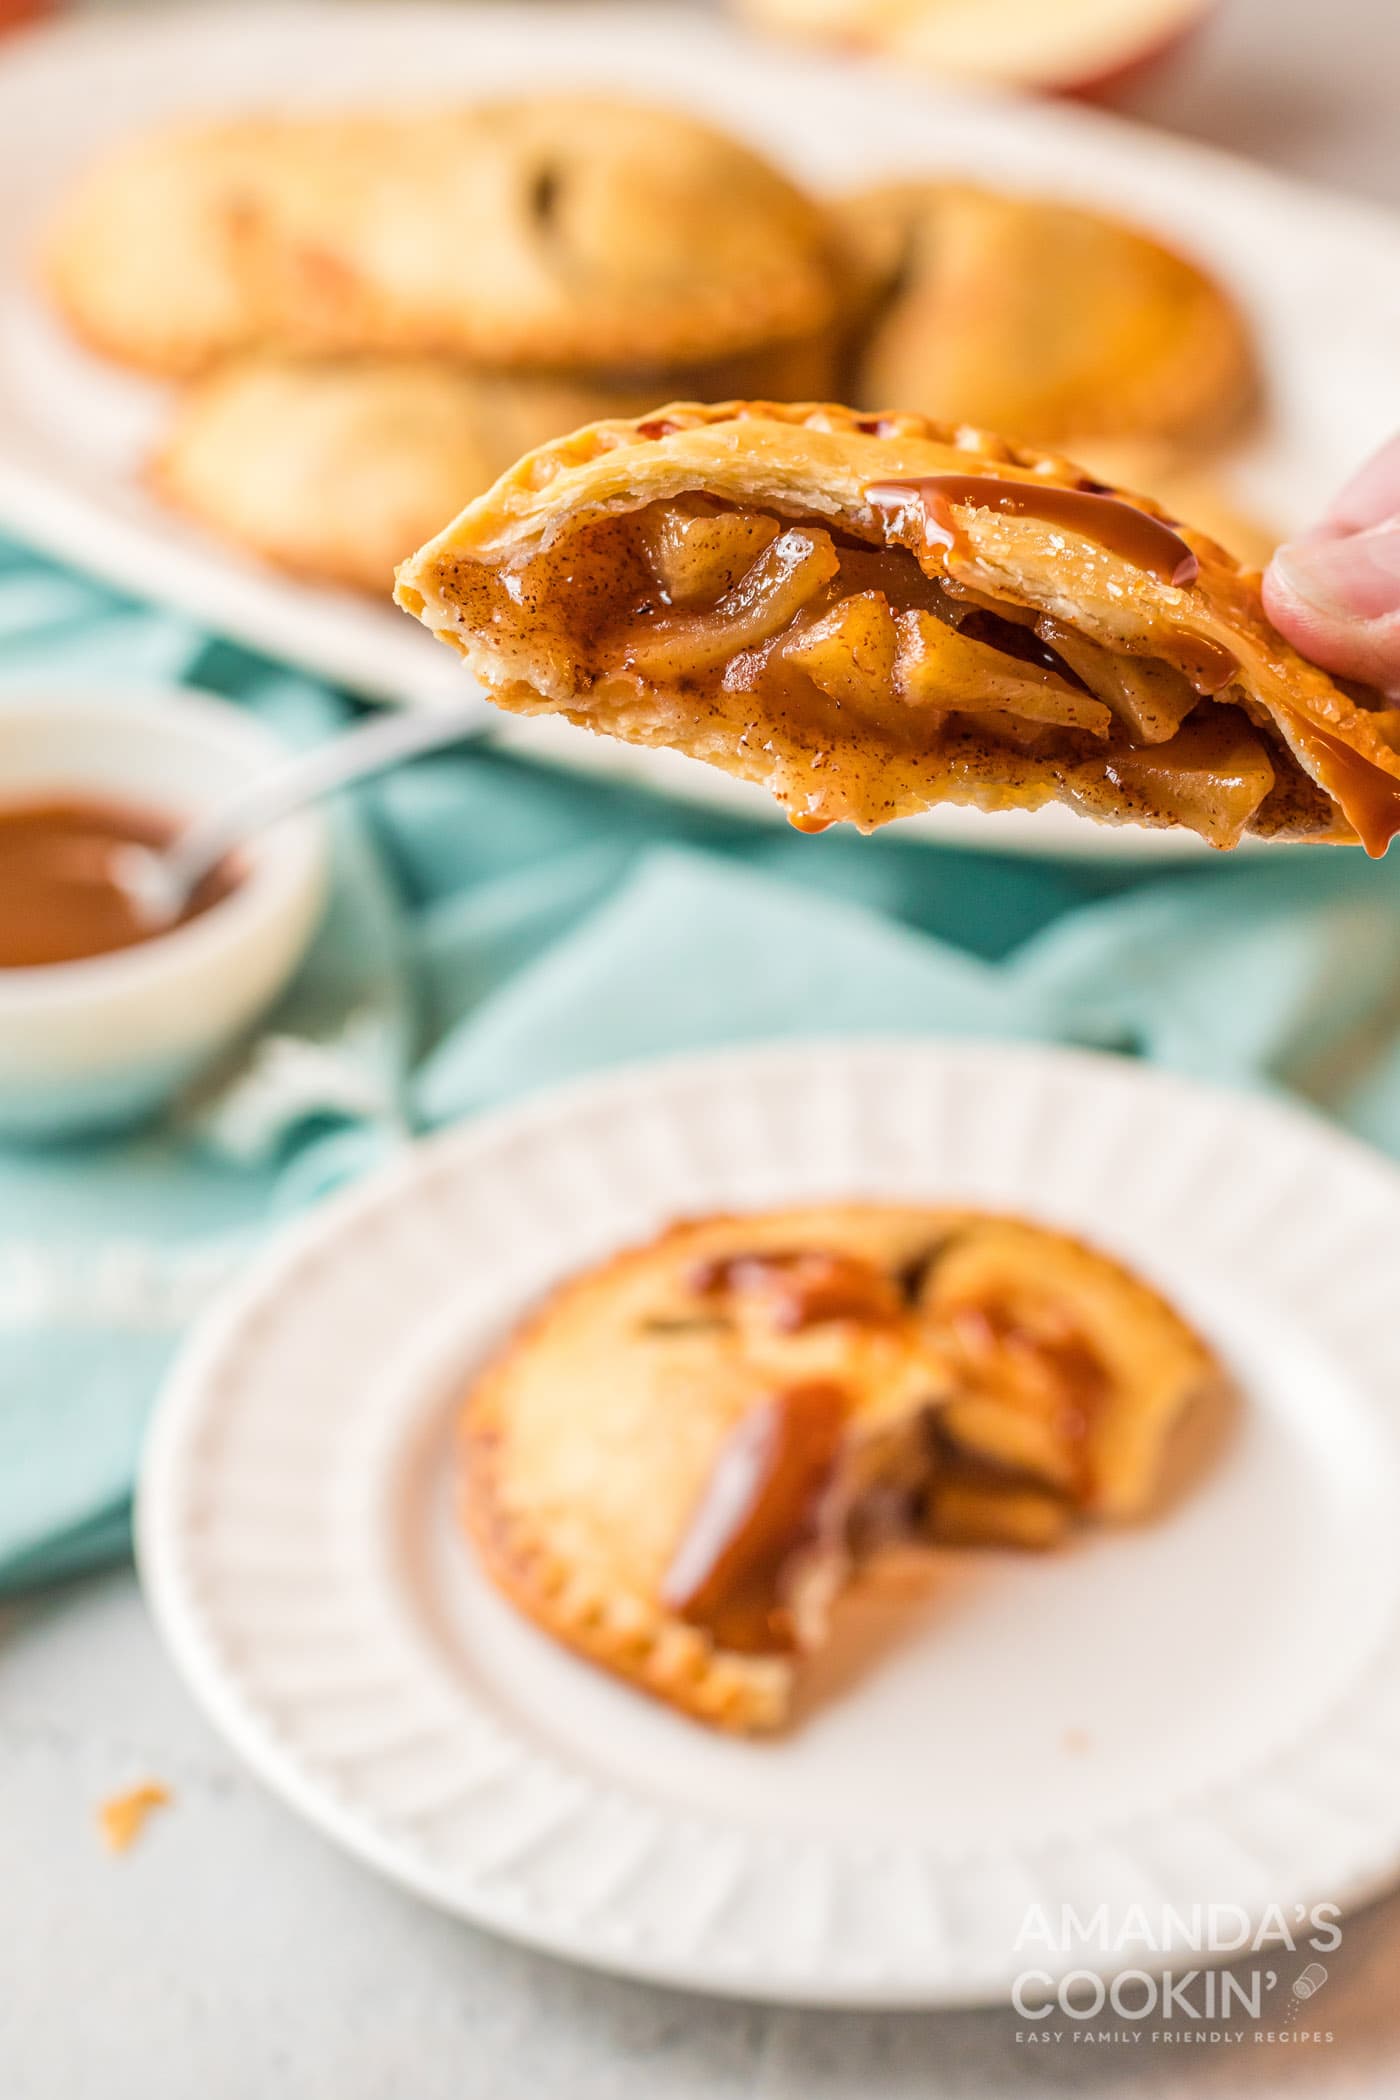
[0,693,327,1139]
[0,797,240,970]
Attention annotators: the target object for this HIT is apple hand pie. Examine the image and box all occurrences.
[149,339,842,596]
[43,101,841,378]
[463,1205,1217,1732]
[844,183,1256,452]
[396,402,1400,852]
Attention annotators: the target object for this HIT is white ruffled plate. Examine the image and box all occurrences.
[3,3,1400,858]
[138,1040,1400,2005]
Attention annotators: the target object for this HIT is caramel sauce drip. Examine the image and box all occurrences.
[689,1248,902,1331]
[660,1382,849,1653]
[787,812,834,835]
[1166,632,1240,696]
[868,474,1201,590]
[1277,705,1400,858]
[0,797,239,969]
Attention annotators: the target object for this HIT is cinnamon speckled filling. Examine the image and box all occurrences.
[443,496,1340,845]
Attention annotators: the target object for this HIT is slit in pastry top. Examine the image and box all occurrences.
[395,401,1400,854]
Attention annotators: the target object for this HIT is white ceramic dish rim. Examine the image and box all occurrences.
[137,1036,1400,2007]
[0,686,326,1011]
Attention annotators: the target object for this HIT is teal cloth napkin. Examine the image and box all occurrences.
[5,536,1400,1589]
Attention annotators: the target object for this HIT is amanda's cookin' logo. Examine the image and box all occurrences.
[1012,1903,1342,2042]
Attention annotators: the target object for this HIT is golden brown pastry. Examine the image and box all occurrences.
[41,119,283,378]
[463,1204,1216,1731]
[395,401,1400,853]
[43,100,842,377]
[152,358,528,593]
[846,183,1256,453]
[150,336,842,595]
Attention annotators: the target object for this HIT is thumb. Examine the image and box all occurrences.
[1264,430,1400,695]
[1264,517,1400,695]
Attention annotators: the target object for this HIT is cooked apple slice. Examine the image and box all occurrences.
[1084,710,1277,848]
[916,1217,1215,1521]
[636,498,780,608]
[783,589,900,708]
[624,524,839,679]
[925,1478,1071,1550]
[896,609,1112,734]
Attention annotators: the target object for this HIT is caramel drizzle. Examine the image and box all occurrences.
[660,1382,849,1654]
[867,474,1201,590]
[689,1248,902,1330]
[1276,705,1400,858]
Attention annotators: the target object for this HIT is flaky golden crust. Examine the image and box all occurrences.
[44,102,843,378]
[845,183,1257,452]
[396,401,1400,848]
[460,1202,1215,1733]
[41,121,280,377]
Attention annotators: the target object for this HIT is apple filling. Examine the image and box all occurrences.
[656,1224,1201,1656]
[482,494,1338,845]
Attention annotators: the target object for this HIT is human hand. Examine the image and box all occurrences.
[1263,433,1400,695]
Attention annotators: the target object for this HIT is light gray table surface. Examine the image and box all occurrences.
[6,3,1400,2095]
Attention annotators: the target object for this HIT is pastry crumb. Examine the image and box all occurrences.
[98,1782,171,1853]
[1061,1729,1092,1755]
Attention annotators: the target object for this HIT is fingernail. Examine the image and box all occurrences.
[1271,520,1400,622]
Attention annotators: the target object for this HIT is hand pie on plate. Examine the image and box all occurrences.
[44,100,842,376]
[846,183,1256,452]
[462,1204,1216,1731]
[396,402,1400,852]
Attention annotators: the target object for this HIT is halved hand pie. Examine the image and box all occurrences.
[396,402,1400,852]
[462,1204,1217,1732]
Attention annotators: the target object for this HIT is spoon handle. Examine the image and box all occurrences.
[167,695,492,898]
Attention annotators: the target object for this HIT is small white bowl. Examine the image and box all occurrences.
[0,688,328,1138]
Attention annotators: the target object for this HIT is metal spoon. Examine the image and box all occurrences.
[113,695,491,929]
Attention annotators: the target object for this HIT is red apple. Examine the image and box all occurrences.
[752,0,1214,100]
[0,0,54,33]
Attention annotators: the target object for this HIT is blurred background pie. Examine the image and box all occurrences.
[41,89,1272,594]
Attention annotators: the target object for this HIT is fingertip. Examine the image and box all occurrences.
[1264,544,1400,694]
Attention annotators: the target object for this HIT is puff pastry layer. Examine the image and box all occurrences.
[462,1204,1216,1732]
[397,402,1400,852]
